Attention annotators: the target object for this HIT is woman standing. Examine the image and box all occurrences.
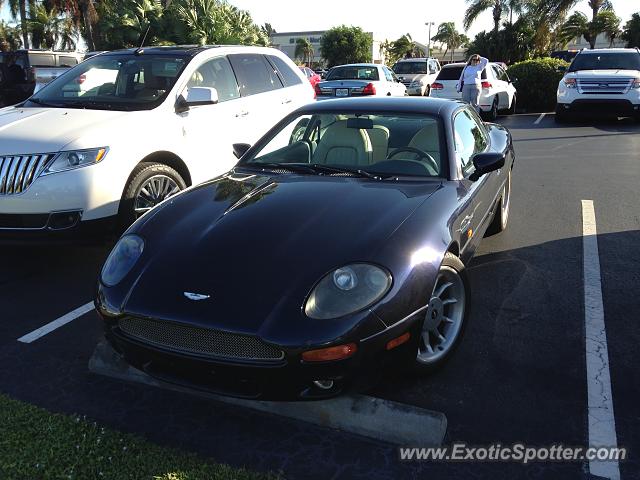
[457,54,489,113]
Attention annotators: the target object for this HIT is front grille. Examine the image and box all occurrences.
[0,154,51,195]
[577,78,633,95]
[118,317,285,362]
[401,80,412,87]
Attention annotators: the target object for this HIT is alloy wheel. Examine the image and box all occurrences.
[134,175,180,216]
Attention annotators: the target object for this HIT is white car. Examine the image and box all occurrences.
[429,62,517,120]
[393,57,441,96]
[556,48,640,122]
[314,63,406,98]
[0,45,314,235]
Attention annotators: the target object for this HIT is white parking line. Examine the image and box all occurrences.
[582,200,620,480]
[534,113,546,125]
[18,302,95,344]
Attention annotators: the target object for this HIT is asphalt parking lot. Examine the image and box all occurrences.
[1,112,639,479]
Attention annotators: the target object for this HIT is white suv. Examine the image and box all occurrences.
[393,58,441,96]
[0,46,314,236]
[556,48,640,122]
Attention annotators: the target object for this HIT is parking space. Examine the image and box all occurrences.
[1,113,639,479]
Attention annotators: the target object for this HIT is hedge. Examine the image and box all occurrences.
[507,57,569,112]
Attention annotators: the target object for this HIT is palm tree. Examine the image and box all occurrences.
[0,0,29,48]
[432,22,466,61]
[464,0,507,34]
[49,0,98,50]
[295,37,314,66]
[558,8,620,49]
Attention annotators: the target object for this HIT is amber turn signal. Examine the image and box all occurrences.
[385,332,411,351]
[302,343,357,362]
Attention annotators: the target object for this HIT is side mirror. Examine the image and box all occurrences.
[233,143,251,159]
[469,152,505,181]
[176,86,219,113]
[557,65,567,73]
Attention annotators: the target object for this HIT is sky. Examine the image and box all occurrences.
[1,0,638,46]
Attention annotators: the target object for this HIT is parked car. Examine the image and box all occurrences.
[96,97,515,400]
[299,66,321,88]
[0,45,314,236]
[393,57,441,96]
[314,63,406,98]
[0,50,83,106]
[314,68,328,78]
[429,62,517,120]
[556,47,640,122]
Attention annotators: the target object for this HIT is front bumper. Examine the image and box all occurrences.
[557,99,640,116]
[407,85,427,96]
[101,312,420,400]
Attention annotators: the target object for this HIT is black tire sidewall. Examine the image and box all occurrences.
[119,162,186,228]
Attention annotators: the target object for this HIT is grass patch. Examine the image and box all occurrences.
[0,393,276,480]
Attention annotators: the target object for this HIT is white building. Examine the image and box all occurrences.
[269,30,387,67]
[566,32,627,50]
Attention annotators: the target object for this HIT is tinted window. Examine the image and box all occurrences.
[187,56,240,103]
[382,66,394,82]
[436,66,463,80]
[393,61,428,74]
[453,109,487,174]
[268,55,303,86]
[58,55,79,67]
[326,66,379,81]
[29,53,55,67]
[569,52,640,72]
[228,54,283,96]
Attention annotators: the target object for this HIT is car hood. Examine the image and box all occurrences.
[0,106,129,155]
[566,69,640,78]
[123,171,442,341]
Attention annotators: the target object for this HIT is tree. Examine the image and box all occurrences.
[380,34,425,66]
[432,22,468,61]
[295,38,314,65]
[558,9,620,49]
[464,0,508,35]
[466,16,535,63]
[622,12,640,48]
[320,25,372,67]
[0,0,29,48]
[0,19,21,51]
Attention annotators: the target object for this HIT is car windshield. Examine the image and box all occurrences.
[393,62,429,74]
[24,53,188,111]
[240,112,445,178]
[326,66,380,81]
[568,52,640,72]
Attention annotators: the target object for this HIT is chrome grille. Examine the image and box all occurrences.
[0,154,50,195]
[401,79,412,87]
[118,317,285,361]
[577,78,633,95]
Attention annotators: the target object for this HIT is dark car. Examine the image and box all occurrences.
[96,97,515,400]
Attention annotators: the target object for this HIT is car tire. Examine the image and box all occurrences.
[507,94,516,115]
[485,170,511,236]
[555,105,570,123]
[119,162,186,229]
[423,86,431,97]
[483,97,499,121]
[412,252,470,374]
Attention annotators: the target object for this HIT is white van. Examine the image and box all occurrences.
[0,45,314,234]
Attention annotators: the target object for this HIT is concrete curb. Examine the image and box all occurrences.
[89,340,447,446]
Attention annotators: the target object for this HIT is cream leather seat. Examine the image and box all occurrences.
[367,125,390,163]
[408,123,441,164]
[312,121,372,166]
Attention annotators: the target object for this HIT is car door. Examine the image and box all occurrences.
[228,53,287,139]
[452,107,495,254]
[497,65,516,107]
[266,54,311,112]
[178,55,252,183]
[490,65,509,110]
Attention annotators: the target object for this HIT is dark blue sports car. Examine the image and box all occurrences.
[96,97,515,400]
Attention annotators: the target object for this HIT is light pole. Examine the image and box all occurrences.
[426,22,435,58]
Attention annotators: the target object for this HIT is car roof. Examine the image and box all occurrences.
[98,45,284,58]
[332,63,380,68]
[295,97,464,116]
[578,48,640,54]
[395,58,437,61]
[442,63,466,68]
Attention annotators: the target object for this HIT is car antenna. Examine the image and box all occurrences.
[134,26,151,56]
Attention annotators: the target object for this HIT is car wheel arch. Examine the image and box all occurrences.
[135,151,192,187]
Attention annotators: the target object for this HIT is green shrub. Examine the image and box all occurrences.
[507,57,569,112]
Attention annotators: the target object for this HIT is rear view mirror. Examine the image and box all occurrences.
[233,143,251,159]
[469,152,505,181]
[347,117,374,130]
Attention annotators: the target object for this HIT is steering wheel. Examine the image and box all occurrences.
[387,147,438,172]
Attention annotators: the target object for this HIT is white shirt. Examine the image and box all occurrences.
[459,57,489,86]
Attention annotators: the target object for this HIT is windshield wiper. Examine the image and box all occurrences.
[28,98,65,108]
[306,164,394,180]
[241,162,318,174]
[61,100,131,111]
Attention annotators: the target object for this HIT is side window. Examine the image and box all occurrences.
[228,54,284,96]
[267,55,303,86]
[382,67,393,82]
[428,61,437,74]
[29,54,55,67]
[59,55,79,67]
[187,56,240,103]
[453,109,488,175]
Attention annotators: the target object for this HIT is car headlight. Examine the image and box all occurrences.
[42,147,108,175]
[101,234,145,287]
[304,264,392,320]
